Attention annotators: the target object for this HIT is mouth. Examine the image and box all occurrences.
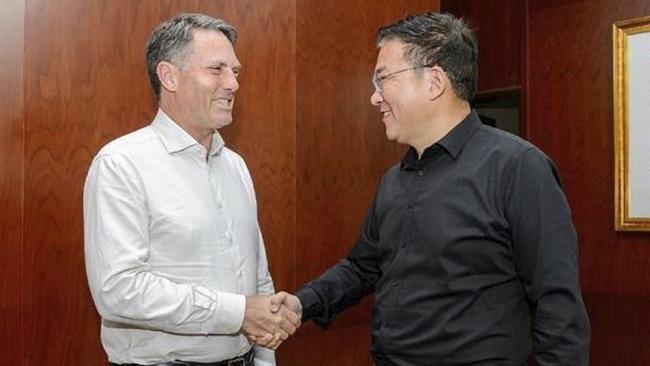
[380,109,393,121]
[213,97,234,110]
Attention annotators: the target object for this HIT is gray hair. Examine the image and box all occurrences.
[145,13,237,97]
[378,12,478,101]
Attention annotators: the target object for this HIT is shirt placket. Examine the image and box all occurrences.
[207,155,245,294]
[383,159,429,341]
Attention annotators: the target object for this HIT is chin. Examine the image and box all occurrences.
[212,116,233,129]
[384,128,398,142]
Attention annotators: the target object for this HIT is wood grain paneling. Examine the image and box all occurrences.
[441,0,524,94]
[294,0,438,303]
[23,0,153,363]
[285,1,438,364]
[279,324,373,365]
[584,292,650,364]
[527,0,650,296]
[217,0,296,292]
[0,1,24,365]
[526,0,650,364]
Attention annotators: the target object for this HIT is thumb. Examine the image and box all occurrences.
[270,292,287,312]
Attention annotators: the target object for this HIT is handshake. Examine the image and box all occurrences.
[242,291,302,349]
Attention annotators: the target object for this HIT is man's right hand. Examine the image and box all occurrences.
[242,295,301,349]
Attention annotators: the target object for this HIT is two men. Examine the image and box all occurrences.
[85,10,590,366]
[84,14,297,366]
[276,11,591,366]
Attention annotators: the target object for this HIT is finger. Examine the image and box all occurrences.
[261,333,282,350]
[279,306,301,328]
[285,306,301,326]
[270,292,287,313]
[271,338,283,350]
[269,336,283,350]
[255,333,275,347]
[274,331,287,343]
[276,320,292,339]
[280,319,296,336]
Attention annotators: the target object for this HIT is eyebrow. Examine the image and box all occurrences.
[206,60,242,71]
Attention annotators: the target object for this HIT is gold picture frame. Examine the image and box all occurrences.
[613,16,650,231]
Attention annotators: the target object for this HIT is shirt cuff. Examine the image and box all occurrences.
[253,346,276,366]
[212,291,246,334]
[295,286,322,321]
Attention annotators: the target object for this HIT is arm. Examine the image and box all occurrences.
[237,157,293,363]
[252,229,279,364]
[295,192,383,327]
[84,153,245,335]
[505,148,590,366]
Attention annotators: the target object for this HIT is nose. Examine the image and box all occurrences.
[225,69,239,92]
[370,89,383,106]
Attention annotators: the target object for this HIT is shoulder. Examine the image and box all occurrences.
[220,146,252,177]
[470,124,558,170]
[96,126,158,159]
[89,126,160,181]
[221,146,246,165]
[474,124,534,156]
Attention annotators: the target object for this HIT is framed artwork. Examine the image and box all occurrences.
[613,15,650,231]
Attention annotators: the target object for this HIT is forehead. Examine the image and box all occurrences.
[188,29,239,65]
[374,39,409,73]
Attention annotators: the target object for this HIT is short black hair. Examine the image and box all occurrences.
[378,12,478,101]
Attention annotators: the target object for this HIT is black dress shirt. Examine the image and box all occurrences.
[296,111,590,366]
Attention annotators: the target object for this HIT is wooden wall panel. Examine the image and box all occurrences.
[441,0,524,93]
[284,1,439,365]
[280,324,373,366]
[23,0,154,363]
[0,1,24,365]
[217,0,296,292]
[22,0,294,364]
[527,0,650,364]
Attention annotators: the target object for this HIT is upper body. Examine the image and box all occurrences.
[83,13,292,365]
[84,109,275,365]
[290,12,590,366]
[296,111,590,365]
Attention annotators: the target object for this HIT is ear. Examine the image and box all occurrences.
[427,65,447,101]
[157,61,179,93]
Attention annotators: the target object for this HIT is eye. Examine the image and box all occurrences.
[208,66,223,73]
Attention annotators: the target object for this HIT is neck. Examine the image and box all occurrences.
[159,98,213,150]
[412,99,471,158]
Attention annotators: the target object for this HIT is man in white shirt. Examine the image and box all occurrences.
[84,13,299,366]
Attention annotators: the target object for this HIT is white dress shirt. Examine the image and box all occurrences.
[84,109,275,365]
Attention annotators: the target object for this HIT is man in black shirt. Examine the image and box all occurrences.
[273,12,590,366]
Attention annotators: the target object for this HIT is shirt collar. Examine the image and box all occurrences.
[401,110,481,169]
[151,108,225,156]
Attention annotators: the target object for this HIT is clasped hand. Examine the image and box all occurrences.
[242,292,302,349]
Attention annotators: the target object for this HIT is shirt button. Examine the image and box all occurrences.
[407,203,414,209]
[391,280,399,287]
[400,239,407,248]
[417,169,424,176]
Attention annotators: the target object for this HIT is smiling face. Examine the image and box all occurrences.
[370,39,433,146]
[171,29,241,136]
